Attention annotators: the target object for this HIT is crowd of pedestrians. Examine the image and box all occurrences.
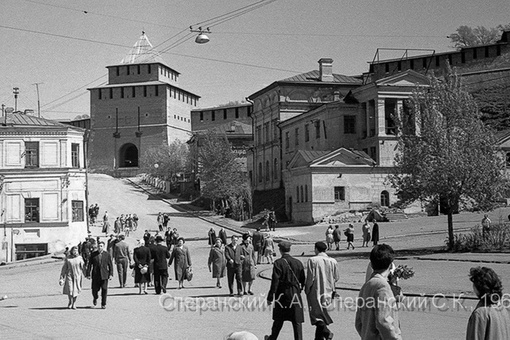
[57,213,510,340]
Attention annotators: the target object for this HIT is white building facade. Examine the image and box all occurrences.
[0,114,87,263]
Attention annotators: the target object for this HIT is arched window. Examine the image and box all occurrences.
[258,163,262,183]
[265,160,270,182]
[273,158,278,180]
[296,187,300,203]
[381,190,390,207]
[119,143,138,167]
[300,186,304,203]
[305,185,308,202]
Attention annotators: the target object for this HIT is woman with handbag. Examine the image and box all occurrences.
[169,237,192,289]
[59,246,84,309]
[133,239,151,294]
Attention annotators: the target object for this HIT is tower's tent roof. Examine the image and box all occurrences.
[120,32,166,65]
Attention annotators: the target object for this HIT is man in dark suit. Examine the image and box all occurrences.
[86,241,114,309]
[224,235,242,296]
[265,241,306,340]
[252,227,264,264]
[151,235,170,294]
[113,234,132,288]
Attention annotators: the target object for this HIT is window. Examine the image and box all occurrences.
[212,111,216,121]
[285,132,290,150]
[422,57,428,69]
[410,59,414,69]
[506,152,510,167]
[200,112,204,121]
[300,186,304,203]
[264,123,270,143]
[484,46,489,58]
[370,147,377,161]
[121,87,124,98]
[71,143,80,168]
[98,89,102,100]
[344,116,356,134]
[109,88,113,99]
[473,48,478,60]
[25,142,39,168]
[315,120,321,138]
[137,65,140,74]
[143,86,147,97]
[127,66,130,75]
[116,66,119,76]
[235,108,239,118]
[258,163,262,183]
[435,55,440,67]
[295,128,299,146]
[384,99,397,135]
[385,63,389,73]
[381,191,390,207]
[265,160,270,182]
[72,200,84,222]
[132,86,136,98]
[273,120,278,140]
[247,106,252,117]
[305,185,308,202]
[223,109,227,119]
[25,198,39,222]
[148,64,151,73]
[273,158,278,180]
[305,124,310,142]
[154,85,159,96]
[334,187,345,201]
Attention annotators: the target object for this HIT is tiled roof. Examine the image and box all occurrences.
[298,150,329,163]
[196,121,252,135]
[1,113,70,128]
[280,70,362,84]
[120,32,166,65]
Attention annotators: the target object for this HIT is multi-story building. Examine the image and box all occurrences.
[282,70,429,222]
[88,32,200,175]
[247,58,362,204]
[188,103,254,194]
[0,113,87,262]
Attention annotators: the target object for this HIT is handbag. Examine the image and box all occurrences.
[185,266,193,281]
[140,265,148,275]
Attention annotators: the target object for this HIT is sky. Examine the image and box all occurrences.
[1,0,509,121]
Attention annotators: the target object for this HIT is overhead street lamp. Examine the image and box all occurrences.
[190,26,211,44]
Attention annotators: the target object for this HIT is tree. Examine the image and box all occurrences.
[139,140,190,180]
[197,132,252,220]
[449,24,510,48]
[389,66,507,249]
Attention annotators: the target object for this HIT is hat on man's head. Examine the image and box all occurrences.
[278,241,292,252]
[242,233,251,241]
[155,235,164,242]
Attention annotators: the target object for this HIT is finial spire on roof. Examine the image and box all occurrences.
[120,32,165,65]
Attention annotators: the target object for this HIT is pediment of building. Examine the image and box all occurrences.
[375,70,430,87]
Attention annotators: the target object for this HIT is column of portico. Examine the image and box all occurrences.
[396,100,403,136]
[376,98,387,136]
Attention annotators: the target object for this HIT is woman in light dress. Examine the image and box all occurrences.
[59,246,84,309]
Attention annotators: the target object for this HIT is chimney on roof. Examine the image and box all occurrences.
[318,58,334,82]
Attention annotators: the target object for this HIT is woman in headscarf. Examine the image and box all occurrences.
[133,239,151,294]
[169,237,192,289]
[208,238,226,288]
[59,246,84,309]
[235,233,256,295]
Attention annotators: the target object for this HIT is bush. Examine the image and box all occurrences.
[449,224,510,252]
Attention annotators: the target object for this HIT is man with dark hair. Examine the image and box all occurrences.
[265,241,305,340]
[305,241,339,340]
[151,235,170,294]
[355,244,401,340]
[113,234,132,288]
[252,227,264,264]
[86,241,113,309]
[225,235,242,296]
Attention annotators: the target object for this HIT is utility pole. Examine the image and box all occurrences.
[32,83,43,117]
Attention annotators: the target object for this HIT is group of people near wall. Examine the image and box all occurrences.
[110,213,139,236]
[324,221,380,251]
